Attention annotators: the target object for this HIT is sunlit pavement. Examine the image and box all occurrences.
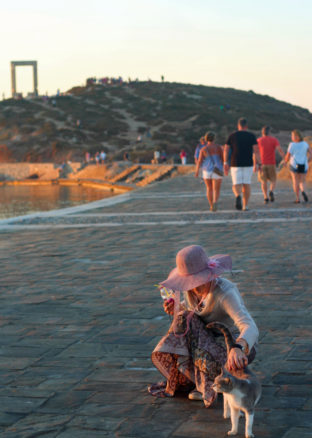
[0,174,311,437]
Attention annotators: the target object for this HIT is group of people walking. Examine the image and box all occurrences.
[194,117,311,211]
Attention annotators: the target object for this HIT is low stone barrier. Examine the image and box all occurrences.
[0,162,81,181]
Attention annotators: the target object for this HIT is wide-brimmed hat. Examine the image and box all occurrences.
[160,245,232,291]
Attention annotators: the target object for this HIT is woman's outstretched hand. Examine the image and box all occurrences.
[227,348,248,371]
[163,298,174,315]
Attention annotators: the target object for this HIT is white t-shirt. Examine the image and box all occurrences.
[288,141,309,171]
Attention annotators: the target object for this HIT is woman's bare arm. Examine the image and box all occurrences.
[195,147,205,177]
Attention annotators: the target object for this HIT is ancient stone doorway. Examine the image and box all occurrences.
[11,60,38,97]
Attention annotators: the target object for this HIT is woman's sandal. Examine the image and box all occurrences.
[188,390,203,401]
[148,381,173,398]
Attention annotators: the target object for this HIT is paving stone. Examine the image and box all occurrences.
[1,431,59,438]
[66,415,123,431]
[0,396,47,414]
[115,417,182,437]
[37,391,93,413]
[0,412,25,427]
[282,427,312,438]
[56,431,109,438]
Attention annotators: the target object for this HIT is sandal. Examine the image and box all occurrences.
[269,191,275,202]
[188,390,203,401]
[235,195,242,210]
[302,191,309,203]
[148,381,173,398]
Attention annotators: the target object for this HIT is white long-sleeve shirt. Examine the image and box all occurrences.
[184,277,259,351]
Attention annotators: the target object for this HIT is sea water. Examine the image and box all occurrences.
[0,184,115,219]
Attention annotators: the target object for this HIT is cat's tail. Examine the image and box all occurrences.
[206,322,236,355]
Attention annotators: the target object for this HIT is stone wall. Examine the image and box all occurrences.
[0,162,195,184]
[0,163,81,181]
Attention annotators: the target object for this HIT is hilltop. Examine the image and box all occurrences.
[0,80,311,163]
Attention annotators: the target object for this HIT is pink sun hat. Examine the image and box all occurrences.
[160,245,232,292]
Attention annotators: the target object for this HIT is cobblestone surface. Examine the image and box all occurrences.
[0,174,311,437]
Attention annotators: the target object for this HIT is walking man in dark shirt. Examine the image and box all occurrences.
[223,118,261,211]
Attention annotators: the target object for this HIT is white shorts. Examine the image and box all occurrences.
[230,167,253,185]
[202,169,223,180]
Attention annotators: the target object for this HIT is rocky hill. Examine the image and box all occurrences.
[0,80,311,163]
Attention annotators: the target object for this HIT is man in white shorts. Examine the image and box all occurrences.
[223,118,261,211]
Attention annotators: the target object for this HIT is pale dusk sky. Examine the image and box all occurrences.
[1,0,311,111]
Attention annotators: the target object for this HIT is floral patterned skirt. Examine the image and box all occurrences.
[148,311,255,407]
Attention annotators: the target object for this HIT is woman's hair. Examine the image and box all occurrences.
[205,131,215,142]
[292,129,303,141]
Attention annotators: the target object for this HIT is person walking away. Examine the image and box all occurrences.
[257,126,285,203]
[153,150,160,164]
[284,129,311,203]
[100,151,106,164]
[195,132,223,211]
[180,149,187,165]
[224,118,261,211]
[85,151,91,164]
[194,137,206,165]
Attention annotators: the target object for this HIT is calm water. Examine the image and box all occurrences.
[0,185,115,219]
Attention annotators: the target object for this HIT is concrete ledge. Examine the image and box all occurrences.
[0,178,134,194]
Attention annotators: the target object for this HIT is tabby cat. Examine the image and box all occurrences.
[207,322,261,438]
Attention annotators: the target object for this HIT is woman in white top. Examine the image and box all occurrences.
[148,245,259,407]
[285,129,312,203]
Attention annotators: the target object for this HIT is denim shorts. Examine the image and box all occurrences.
[290,165,307,174]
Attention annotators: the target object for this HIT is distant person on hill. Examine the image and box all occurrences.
[195,132,224,211]
[180,149,187,165]
[224,118,261,211]
[95,152,100,165]
[100,151,107,164]
[257,126,285,203]
[284,129,311,203]
[153,150,160,164]
[194,137,206,165]
[85,151,91,164]
[160,150,167,163]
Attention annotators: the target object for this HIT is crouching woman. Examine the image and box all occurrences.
[148,245,259,407]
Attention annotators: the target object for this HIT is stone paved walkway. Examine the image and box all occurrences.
[0,174,311,437]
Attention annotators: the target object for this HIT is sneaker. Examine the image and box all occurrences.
[242,206,249,211]
[235,195,242,210]
[302,191,309,203]
[264,198,269,204]
[212,202,218,212]
[269,191,275,202]
[188,390,203,401]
